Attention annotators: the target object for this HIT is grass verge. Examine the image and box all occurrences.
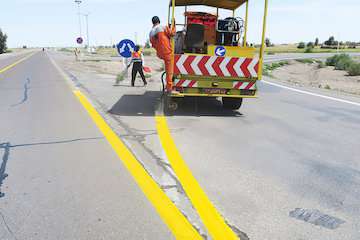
[263,61,290,77]
[326,54,360,76]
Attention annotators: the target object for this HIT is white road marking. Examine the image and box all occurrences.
[263,80,360,107]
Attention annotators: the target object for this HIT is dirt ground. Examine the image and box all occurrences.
[60,51,164,79]
[271,60,360,96]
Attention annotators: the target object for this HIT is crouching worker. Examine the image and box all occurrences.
[150,16,176,92]
[131,45,147,87]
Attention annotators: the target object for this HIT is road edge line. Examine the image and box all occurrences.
[49,54,203,239]
[73,91,203,240]
[263,80,360,107]
[0,52,36,74]
[155,115,240,240]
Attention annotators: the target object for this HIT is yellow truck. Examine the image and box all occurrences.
[165,0,269,111]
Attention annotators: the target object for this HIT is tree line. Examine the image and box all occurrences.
[0,28,8,54]
[265,36,359,50]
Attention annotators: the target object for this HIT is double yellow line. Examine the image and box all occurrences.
[75,92,241,239]
[74,91,203,240]
[49,54,241,239]
[0,52,35,74]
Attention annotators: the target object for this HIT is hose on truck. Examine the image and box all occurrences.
[161,71,166,93]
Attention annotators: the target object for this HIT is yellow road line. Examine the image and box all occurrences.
[0,53,35,74]
[74,91,202,240]
[156,115,240,240]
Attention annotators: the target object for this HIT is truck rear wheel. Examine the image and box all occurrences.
[164,96,179,115]
[222,97,243,110]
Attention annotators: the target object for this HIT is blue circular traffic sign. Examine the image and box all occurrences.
[117,39,136,58]
[215,46,226,57]
[76,37,83,45]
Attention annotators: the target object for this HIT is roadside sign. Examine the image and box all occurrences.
[215,46,226,57]
[117,39,136,58]
[76,37,83,45]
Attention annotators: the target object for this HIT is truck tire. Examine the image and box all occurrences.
[164,96,179,115]
[222,97,243,110]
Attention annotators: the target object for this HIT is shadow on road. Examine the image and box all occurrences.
[172,97,244,117]
[108,91,243,117]
[109,91,161,117]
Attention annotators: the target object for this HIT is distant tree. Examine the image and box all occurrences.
[0,28,8,54]
[324,36,338,46]
[265,38,271,47]
[297,42,306,49]
[315,38,319,46]
[307,42,314,48]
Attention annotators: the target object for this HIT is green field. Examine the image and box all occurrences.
[84,47,155,57]
[263,44,360,54]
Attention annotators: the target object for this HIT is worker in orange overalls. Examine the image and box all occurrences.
[149,16,176,92]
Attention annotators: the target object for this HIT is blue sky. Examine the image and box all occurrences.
[1,0,359,47]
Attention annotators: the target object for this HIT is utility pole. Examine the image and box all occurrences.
[135,32,138,44]
[83,13,90,49]
[75,0,82,38]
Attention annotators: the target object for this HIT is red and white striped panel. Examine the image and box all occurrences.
[233,81,257,90]
[174,54,259,78]
[174,79,198,88]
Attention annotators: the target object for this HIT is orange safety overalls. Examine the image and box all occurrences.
[150,25,176,91]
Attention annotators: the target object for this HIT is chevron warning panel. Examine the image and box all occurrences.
[174,54,259,78]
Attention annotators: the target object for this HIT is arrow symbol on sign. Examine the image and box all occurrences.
[127,43,134,53]
[120,44,127,53]
[216,48,226,56]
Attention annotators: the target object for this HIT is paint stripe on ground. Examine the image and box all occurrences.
[263,80,360,107]
[74,90,202,240]
[155,115,240,240]
[0,53,36,74]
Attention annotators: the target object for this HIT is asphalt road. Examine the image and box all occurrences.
[165,53,360,239]
[166,81,360,239]
[0,52,32,71]
[161,52,360,239]
[51,50,360,240]
[0,52,173,240]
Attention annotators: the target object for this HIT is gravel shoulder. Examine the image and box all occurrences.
[270,60,360,96]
